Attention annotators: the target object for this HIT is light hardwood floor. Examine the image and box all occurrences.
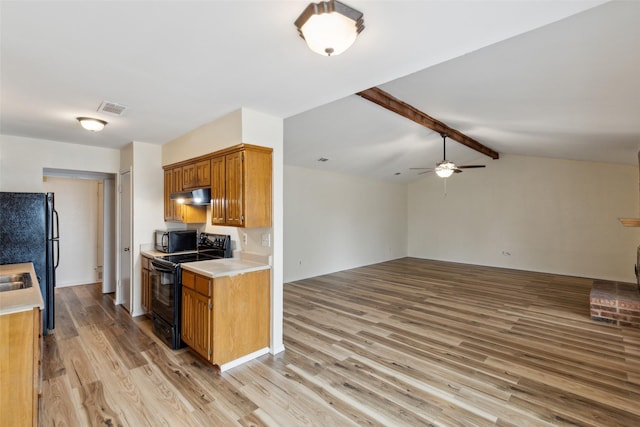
[42,258,640,426]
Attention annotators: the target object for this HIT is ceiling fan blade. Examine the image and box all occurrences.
[453,169,463,173]
[457,165,485,169]
[418,170,432,175]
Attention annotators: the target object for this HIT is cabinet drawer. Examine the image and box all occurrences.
[195,275,211,297]
[182,270,196,290]
[141,256,151,270]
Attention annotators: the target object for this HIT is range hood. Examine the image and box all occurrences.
[170,188,211,206]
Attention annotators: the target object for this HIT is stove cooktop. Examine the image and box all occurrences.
[153,233,232,268]
[159,252,219,264]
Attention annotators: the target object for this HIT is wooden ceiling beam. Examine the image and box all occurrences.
[356,87,499,160]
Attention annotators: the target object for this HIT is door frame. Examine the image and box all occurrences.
[117,168,133,308]
[42,168,117,294]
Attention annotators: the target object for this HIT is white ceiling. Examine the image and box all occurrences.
[2,1,638,182]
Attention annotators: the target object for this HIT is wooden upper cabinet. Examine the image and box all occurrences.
[195,160,211,187]
[164,144,272,227]
[164,165,206,223]
[183,160,211,189]
[210,156,226,225]
[163,170,173,221]
[219,146,272,228]
[225,151,244,226]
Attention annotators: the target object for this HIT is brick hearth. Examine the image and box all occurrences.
[590,280,640,327]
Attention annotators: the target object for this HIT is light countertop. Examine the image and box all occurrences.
[181,256,270,278]
[0,263,44,315]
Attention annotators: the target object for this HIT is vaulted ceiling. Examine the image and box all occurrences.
[2,1,638,182]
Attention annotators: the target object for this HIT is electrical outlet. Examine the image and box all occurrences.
[243,233,248,244]
[261,233,271,247]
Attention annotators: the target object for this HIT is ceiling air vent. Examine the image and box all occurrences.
[97,101,128,116]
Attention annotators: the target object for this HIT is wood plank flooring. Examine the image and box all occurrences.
[41,258,640,426]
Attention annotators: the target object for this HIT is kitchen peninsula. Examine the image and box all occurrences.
[181,256,271,372]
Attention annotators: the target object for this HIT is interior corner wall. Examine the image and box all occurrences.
[408,154,640,282]
[284,165,409,283]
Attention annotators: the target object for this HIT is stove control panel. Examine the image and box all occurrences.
[198,233,231,252]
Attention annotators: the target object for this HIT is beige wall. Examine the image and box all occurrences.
[284,165,408,282]
[126,141,165,316]
[43,176,100,287]
[162,109,243,166]
[408,154,640,282]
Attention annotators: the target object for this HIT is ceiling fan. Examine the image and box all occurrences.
[411,133,486,178]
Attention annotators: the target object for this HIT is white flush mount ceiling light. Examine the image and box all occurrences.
[76,117,107,132]
[295,0,364,56]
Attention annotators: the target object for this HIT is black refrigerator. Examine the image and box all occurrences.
[0,192,59,333]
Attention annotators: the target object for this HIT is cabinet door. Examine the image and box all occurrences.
[210,156,225,225]
[193,291,211,361]
[141,267,150,315]
[195,160,211,187]
[181,287,196,348]
[225,152,244,226]
[172,168,183,221]
[182,164,196,189]
[163,170,173,221]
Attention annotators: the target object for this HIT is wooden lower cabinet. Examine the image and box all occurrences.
[181,268,270,368]
[181,286,211,360]
[0,307,42,427]
[141,255,152,317]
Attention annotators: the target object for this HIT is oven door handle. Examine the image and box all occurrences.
[151,261,176,273]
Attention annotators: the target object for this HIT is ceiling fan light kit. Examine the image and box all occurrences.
[435,161,455,178]
[295,0,364,56]
[76,117,107,132]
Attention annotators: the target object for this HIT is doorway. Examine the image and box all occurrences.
[43,169,116,294]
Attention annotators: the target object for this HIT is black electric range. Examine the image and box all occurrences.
[150,233,232,349]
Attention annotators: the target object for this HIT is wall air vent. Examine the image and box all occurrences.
[97,101,128,116]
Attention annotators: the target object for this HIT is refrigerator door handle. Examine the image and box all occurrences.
[53,208,60,270]
[53,238,60,270]
[53,208,60,239]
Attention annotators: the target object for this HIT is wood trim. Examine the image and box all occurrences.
[619,218,640,227]
[356,87,499,160]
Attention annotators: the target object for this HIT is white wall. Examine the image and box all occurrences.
[408,154,640,282]
[42,177,100,287]
[0,135,120,191]
[284,165,409,283]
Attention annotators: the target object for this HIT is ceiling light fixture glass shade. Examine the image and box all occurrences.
[435,161,456,178]
[76,117,107,132]
[295,0,364,56]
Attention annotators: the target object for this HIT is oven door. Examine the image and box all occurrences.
[150,260,177,324]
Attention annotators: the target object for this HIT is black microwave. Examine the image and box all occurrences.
[155,230,197,253]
